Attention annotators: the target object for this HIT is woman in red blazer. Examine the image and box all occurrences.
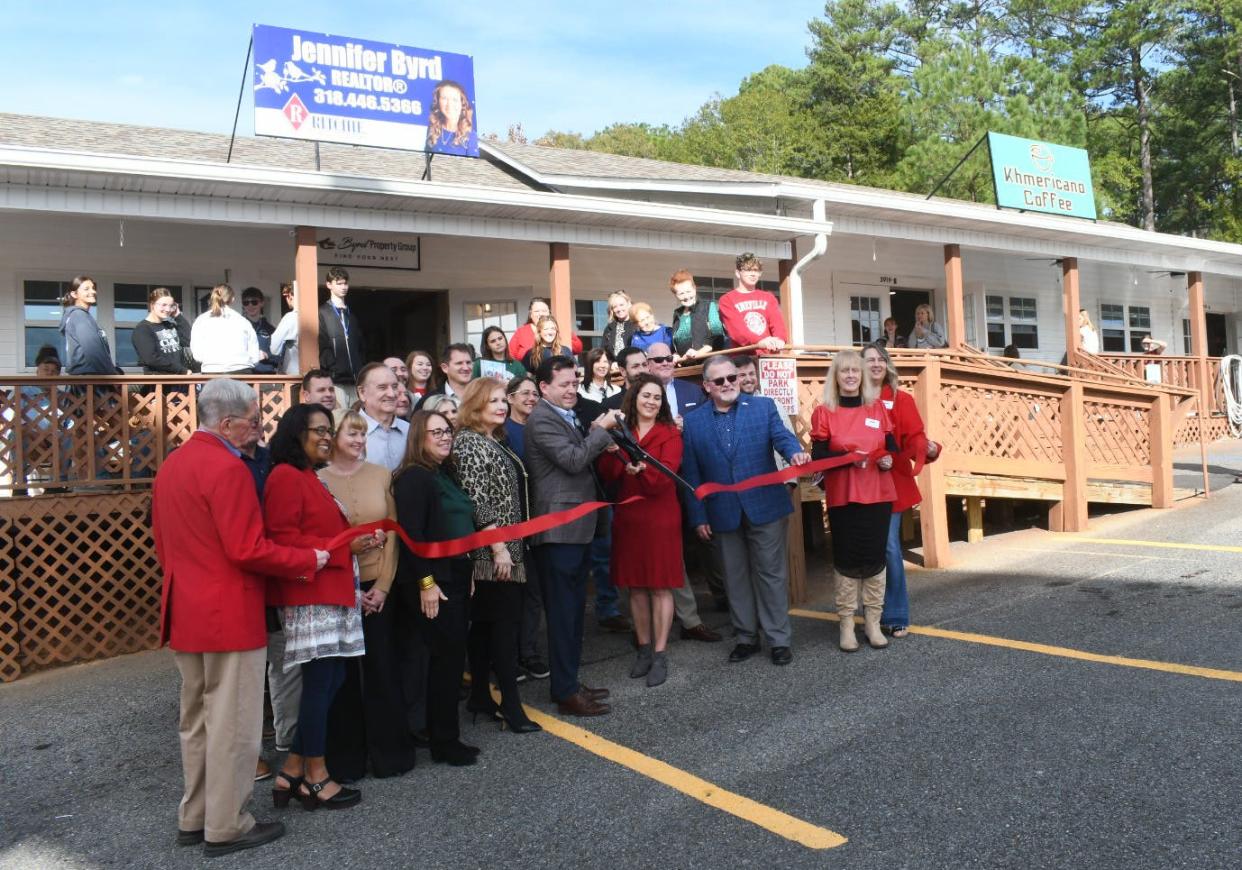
[597,373,684,688]
[264,403,380,812]
[862,343,941,638]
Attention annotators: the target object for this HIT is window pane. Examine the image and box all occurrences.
[1128,333,1148,353]
[114,283,149,323]
[462,301,517,350]
[1010,323,1038,349]
[1102,329,1126,352]
[985,295,1004,319]
[24,280,66,321]
[987,324,1006,348]
[1183,319,1192,354]
[1128,306,1151,330]
[116,328,138,367]
[1100,304,1124,329]
[1009,297,1037,322]
[25,326,62,367]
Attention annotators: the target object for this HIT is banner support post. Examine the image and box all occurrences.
[925,132,989,201]
[227,35,254,165]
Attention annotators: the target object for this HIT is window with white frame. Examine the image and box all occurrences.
[1099,303,1151,352]
[22,280,68,368]
[850,295,882,344]
[1008,297,1039,349]
[984,294,1039,350]
[574,299,611,351]
[964,294,978,347]
[463,301,519,352]
[985,295,1006,349]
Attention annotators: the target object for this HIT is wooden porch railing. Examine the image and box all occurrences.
[0,375,299,495]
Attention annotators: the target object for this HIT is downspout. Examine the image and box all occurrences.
[787,198,829,347]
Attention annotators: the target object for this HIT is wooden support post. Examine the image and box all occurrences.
[294,226,319,374]
[943,244,966,348]
[1187,271,1211,414]
[1062,257,1081,364]
[549,242,572,343]
[1049,381,1088,532]
[965,497,984,543]
[786,489,807,606]
[914,360,951,567]
[1149,393,1174,509]
[778,239,799,345]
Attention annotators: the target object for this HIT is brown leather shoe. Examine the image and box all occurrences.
[578,682,610,700]
[680,624,722,643]
[556,692,611,717]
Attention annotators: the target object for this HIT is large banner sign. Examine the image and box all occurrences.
[252,24,478,156]
[988,132,1096,220]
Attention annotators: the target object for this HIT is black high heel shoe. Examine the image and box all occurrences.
[298,778,361,811]
[466,697,502,725]
[271,772,303,809]
[499,712,542,734]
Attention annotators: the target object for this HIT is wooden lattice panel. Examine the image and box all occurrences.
[1082,399,1150,467]
[0,516,19,682]
[0,492,160,674]
[258,383,294,440]
[938,382,1063,463]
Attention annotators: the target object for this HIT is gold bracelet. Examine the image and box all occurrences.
[418,575,437,591]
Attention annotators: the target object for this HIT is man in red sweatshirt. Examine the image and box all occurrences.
[718,253,788,354]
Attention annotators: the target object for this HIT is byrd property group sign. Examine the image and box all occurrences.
[252,24,478,156]
[987,132,1097,220]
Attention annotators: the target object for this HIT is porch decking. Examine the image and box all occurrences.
[0,350,1233,683]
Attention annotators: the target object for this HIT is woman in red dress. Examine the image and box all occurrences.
[598,373,684,687]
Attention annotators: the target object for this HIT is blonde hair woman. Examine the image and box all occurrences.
[189,284,262,373]
[906,303,947,350]
[602,290,636,361]
[1077,309,1100,354]
[810,349,897,652]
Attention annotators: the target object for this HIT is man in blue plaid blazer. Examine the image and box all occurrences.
[681,356,810,666]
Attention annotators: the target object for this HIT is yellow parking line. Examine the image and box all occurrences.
[521,703,847,850]
[1074,537,1242,554]
[789,609,1242,684]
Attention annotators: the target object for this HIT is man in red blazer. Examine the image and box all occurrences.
[152,378,328,858]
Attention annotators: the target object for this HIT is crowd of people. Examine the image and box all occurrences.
[140,251,942,858]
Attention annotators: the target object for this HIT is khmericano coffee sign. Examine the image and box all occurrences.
[988,132,1097,220]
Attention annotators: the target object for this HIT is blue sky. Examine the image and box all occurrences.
[5,1,828,139]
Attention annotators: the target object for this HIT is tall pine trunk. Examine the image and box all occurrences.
[1132,47,1156,231]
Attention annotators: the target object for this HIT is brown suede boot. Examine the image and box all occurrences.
[862,572,889,649]
[834,571,859,653]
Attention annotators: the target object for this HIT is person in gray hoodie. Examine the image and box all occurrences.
[59,275,122,375]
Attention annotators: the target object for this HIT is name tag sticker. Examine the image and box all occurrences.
[864,417,881,429]
[882,400,894,410]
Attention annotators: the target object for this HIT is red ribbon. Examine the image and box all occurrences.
[326,450,886,559]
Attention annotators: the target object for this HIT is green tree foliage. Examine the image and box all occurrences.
[526,0,1242,243]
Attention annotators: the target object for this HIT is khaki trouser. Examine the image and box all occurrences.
[174,648,265,842]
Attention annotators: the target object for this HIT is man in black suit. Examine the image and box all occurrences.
[603,346,650,411]
[317,267,366,400]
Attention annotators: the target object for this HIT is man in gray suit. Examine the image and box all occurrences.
[526,355,621,716]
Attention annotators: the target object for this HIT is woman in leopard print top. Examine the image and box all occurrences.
[448,379,539,732]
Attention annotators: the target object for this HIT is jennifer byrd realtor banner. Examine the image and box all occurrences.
[988,132,1097,220]
[252,24,478,156]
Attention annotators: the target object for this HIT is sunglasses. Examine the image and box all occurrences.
[242,299,263,306]
[710,374,739,387]
[648,355,674,364]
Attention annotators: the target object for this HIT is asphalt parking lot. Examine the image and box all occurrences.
[3,452,1241,870]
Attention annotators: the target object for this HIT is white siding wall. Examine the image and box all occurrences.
[3,211,1240,372]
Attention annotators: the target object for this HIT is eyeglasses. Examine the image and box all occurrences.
[308,426,335,438]
[226,415,261,428]
[710,374,739,387]
[242,299,263,306]
[648,355,674,364]
[427,427,454,440]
